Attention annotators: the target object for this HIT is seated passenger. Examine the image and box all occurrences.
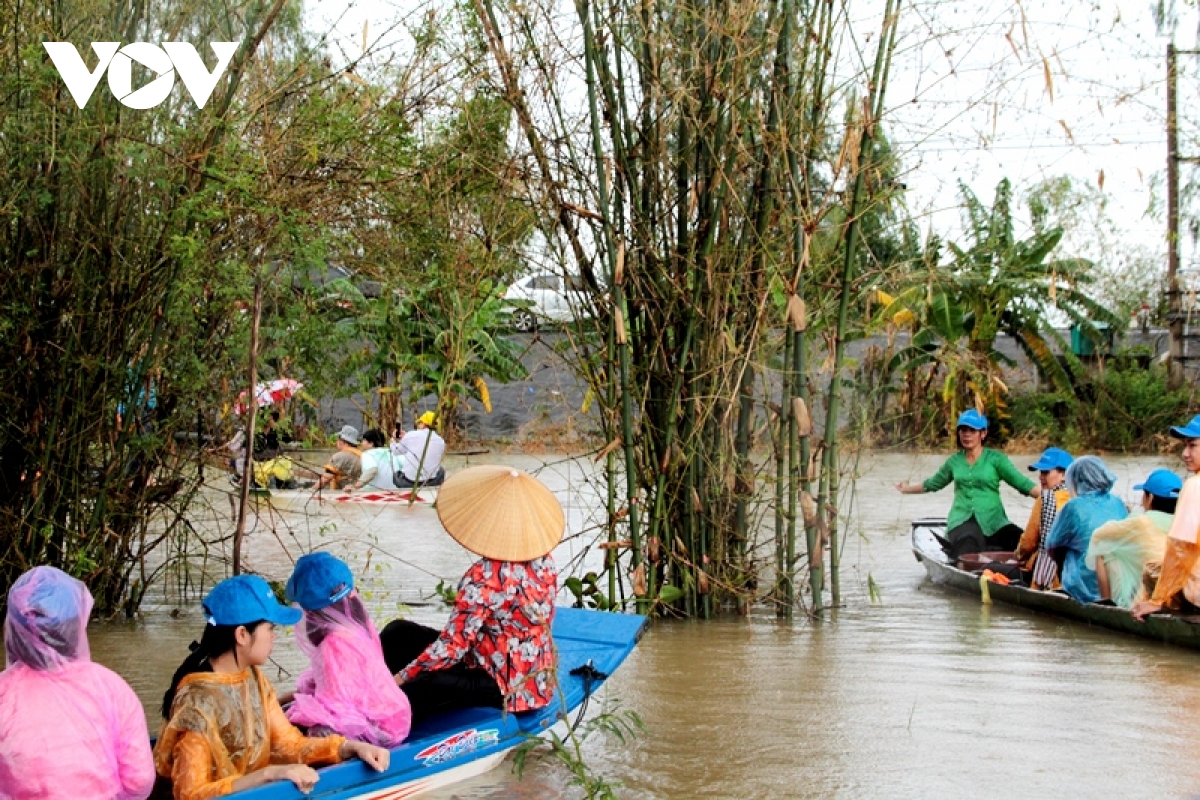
[1015,447,1073,589]
[315,426,363,491]
[0,566,155,800]
[284,553,411,747]
[393,412,447,488]
[1133,416,1200,620]
[383,465,561,722]
[1087,469,1180,608]
[1044,456,1127,603]
[350,429,396,492]
[895,410,1038,557]
[155,574,389,799]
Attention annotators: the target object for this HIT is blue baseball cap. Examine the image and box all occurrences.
[286,552,354,611]
[1028,447,1073,472]
[1170,415,1200,440]
[203,575,301,627]
[1133,469,1183,499]
[956,409,988,430]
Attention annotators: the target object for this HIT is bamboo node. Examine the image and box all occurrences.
[614,305,627,345]
[792,397,813,437]
[786,294,807,332]
[614,240,625,286]
[800,491,817,526]
[632,563,647,597]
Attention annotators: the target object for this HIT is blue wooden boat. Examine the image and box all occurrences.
[227,607,646,799]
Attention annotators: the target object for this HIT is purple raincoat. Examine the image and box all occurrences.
[286,594,411,747]
[0,566,154,799]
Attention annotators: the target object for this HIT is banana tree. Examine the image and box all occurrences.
[876,178,1121,439]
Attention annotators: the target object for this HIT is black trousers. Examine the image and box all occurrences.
[945,516,1024,558]
[378,619,501,724]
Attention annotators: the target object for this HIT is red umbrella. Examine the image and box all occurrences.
[233,378,304,415]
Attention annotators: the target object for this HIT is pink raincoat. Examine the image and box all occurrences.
[0,566,154,800]
[286,596,411,747]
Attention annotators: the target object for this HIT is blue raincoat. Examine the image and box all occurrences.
[1045,456,1128,603]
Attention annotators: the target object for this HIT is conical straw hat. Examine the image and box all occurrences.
[436,465,564,561]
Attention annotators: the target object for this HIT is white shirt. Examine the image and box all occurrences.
[398,429,445,481]
[358,447,396,490]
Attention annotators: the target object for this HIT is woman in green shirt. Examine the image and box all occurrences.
[895,409,1038,557]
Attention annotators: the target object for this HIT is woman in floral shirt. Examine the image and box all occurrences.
[381,465,563,722]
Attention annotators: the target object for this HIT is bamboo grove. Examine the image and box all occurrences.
[1,0,909,618]
[473,0,902,616]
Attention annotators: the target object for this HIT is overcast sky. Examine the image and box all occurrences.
[306,0,1199,290]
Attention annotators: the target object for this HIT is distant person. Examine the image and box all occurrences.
[394,412,446,488]
[315,426,363,491]
[351,429,395,492]
[285,553,411,746]
[155,574,389,798]
[1133,416,1200,620]
[1044,456,1127,603]
[0,566,155,800]
[1087,469,1181,608]
[895,410,1038,557]
[1015,447,1073,589]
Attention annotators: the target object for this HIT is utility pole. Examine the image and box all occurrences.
[1167,43,1185,390]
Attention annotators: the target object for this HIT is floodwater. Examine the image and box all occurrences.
[68,452,1200,797]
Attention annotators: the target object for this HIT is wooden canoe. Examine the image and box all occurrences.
[911,517,1200,651]
[222,607,647,799]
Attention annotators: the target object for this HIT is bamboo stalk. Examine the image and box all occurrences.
[232,275,263,577]
[817,0,901,609]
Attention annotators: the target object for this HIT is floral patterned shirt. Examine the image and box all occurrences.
[397,556,557,712]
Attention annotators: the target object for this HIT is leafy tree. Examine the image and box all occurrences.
[875,178,1121,441]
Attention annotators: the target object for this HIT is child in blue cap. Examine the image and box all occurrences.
[284,553,411,747]
[154,574,389,798]
[1134,416,1200,619]
[1087,468,1181,608]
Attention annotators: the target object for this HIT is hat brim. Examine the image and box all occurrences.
[436,465,564,562]
[268,605,302,626]
[1133,482,1181,498]
[1170,425,1200,440]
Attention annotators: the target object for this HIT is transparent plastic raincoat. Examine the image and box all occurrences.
[154,666,345,800]
[286,596,411,747]
[1046,456,1128,603]
[0,566,154,800]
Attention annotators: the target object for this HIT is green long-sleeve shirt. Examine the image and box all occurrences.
[922,448,1036,537]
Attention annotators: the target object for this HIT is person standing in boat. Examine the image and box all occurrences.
[0,566,155,800]
[1087,469,1180,609]
[283,552,412,747]
[1014,447,1074,589]
[895,409,1038,557]
[1043,455,1127,603]
[155,574,389,799]
[382,465,561,722]
[1133,415,1200,621]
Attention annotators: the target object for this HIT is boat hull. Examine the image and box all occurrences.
[912,517,1200,651]
[222,607,647,799]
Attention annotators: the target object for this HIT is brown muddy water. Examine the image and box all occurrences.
[39,452,1200,797]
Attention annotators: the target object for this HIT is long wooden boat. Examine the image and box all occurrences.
[224,607,646,799]
[911,517,1200,651]
[251,487,438,511]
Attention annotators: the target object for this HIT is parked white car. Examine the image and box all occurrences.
[502,272,588,331]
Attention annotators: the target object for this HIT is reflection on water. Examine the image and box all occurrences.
[26,452,1200,797]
